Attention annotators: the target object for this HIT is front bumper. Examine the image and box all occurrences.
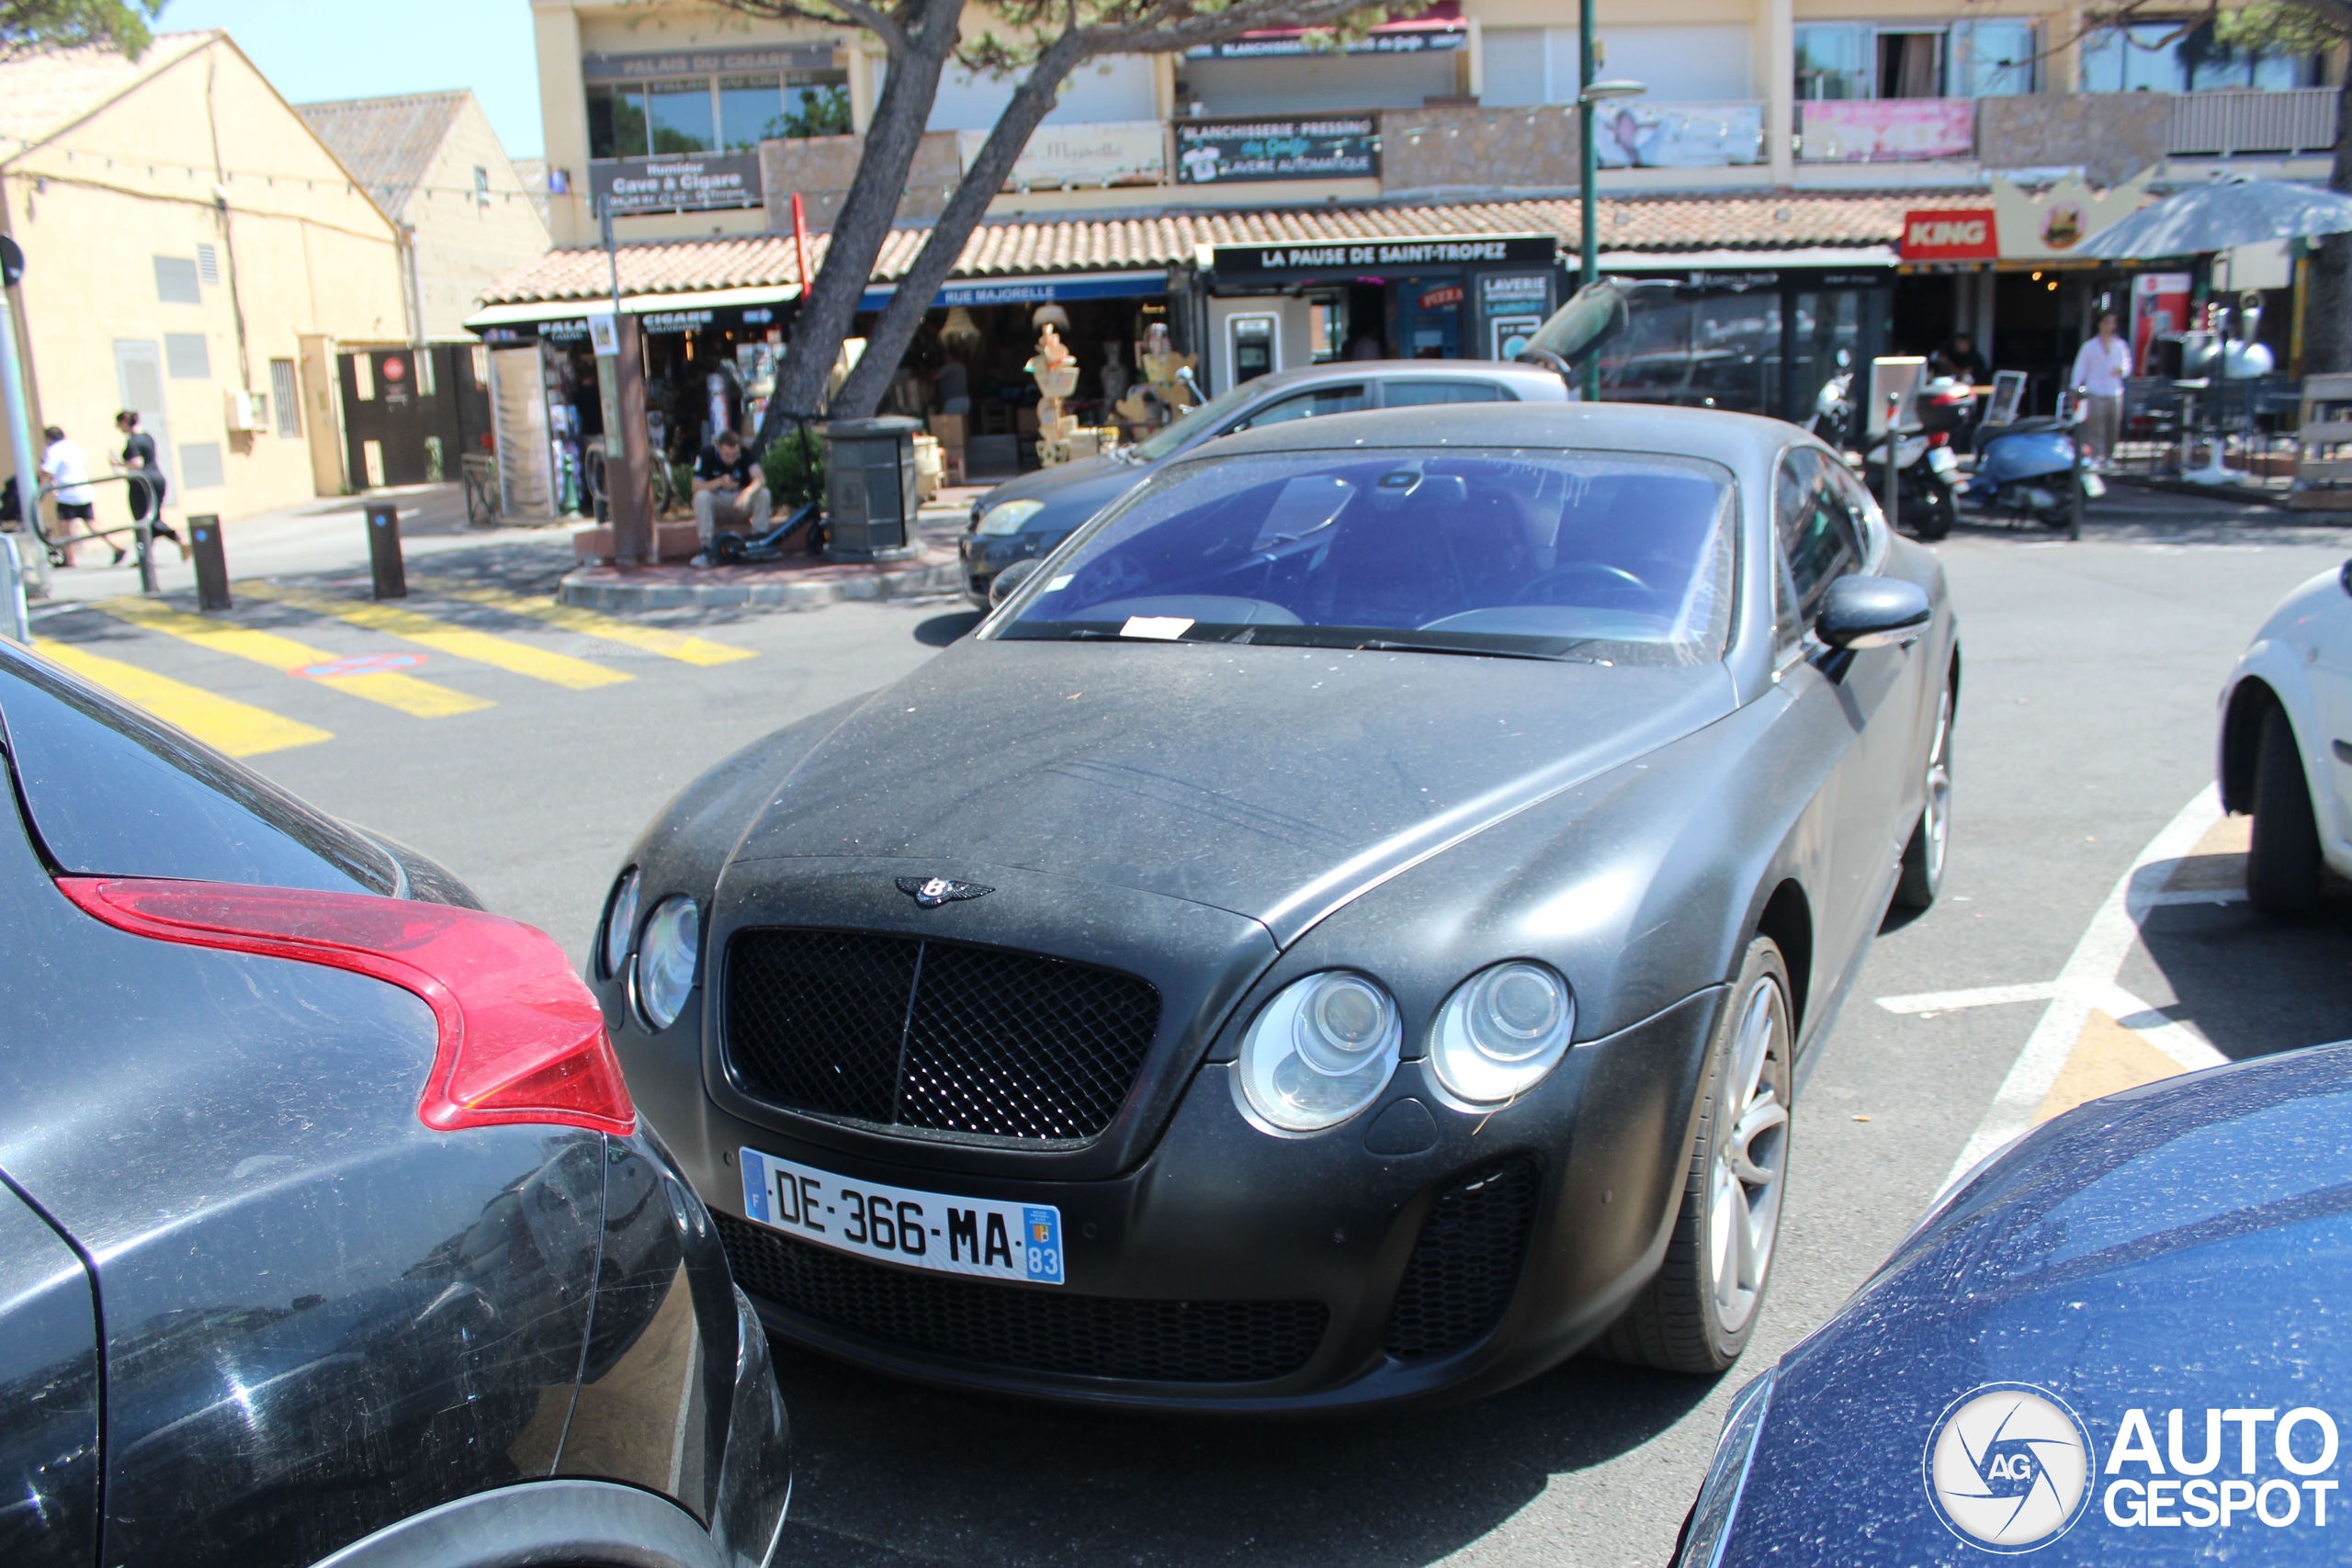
[662,987,1722,1413]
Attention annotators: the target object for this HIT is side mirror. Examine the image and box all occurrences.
[1816,576,1930,650]
[989,557,1044,609]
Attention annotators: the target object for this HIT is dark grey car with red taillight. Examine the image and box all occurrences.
[0,640,789,1568]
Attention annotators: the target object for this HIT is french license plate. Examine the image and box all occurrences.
[739,1146,1064,1286]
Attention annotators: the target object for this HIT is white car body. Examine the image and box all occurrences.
[2218,558,2352,878]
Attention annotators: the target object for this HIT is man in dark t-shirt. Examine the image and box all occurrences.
[114,410,184,558]
[690,430,765,566]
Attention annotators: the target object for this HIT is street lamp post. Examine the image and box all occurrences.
[1575,44,1645,400]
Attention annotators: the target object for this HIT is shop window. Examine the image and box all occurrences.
[648,80,715,153]
[164,333,210,380]
[153,255,200,304]
[2080,18,2324,92]
[269,359,301,437]
[588,85,651,159]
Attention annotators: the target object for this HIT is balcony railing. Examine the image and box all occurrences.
[2169,88,2338,156]
[1798,98,1974,163]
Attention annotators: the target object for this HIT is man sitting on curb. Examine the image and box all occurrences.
[690,430,766,568]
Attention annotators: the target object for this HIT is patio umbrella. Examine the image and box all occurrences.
[2076,177,2352,260]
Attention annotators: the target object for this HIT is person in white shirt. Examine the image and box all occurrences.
[2068,310,2134,470]
[38,425,102,564]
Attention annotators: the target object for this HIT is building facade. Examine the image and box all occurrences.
[298,90,552,343]
[0,32,413,522]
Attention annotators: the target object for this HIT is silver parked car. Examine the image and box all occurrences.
[961,360,1572,603]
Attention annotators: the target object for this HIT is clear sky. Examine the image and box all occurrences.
[153,0,547,157]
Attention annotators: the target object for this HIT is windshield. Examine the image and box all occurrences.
[994,447,1737,665]
[1127,380,1256,461]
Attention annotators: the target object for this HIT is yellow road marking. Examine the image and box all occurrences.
[2035,1010,2184,1124]
[94,597,493,718]
[34,638,332,757]
[413,580,756,667]
[237,581,630,691]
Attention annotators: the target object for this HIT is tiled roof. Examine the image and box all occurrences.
[474,190,1989,307]
[296,91,470,220]
[0,31,218,152]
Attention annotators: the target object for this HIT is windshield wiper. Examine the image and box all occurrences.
[1350,637,1588,663]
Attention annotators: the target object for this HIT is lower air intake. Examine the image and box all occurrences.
[1382,1157,1541,1359]
[718,1214,1327,1383]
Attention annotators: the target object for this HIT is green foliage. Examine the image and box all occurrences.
[2214,3,2347,52]
[762,425,825,510]
[0,0,163,58]
[770,84,852,139]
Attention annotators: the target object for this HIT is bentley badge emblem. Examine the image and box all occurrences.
[897,875,992,908]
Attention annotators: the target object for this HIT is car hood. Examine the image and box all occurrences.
[726,639,1737,942]
[978,454,1148,529]
[1725,1041,2352,1564]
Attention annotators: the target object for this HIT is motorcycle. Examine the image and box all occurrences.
[1967,403,2105,530]
[1810,371,1964,541]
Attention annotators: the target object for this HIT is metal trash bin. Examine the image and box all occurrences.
[819,415,921,561]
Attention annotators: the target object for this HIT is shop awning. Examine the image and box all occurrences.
[1185,2,1466,58]
[466,283,799,341]
[855,268,1169,313]
[1599,245,1900,273]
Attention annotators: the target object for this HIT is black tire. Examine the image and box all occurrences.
[1914,479,1955,541]
[1894,681,1955,909]
[2247,704,2324,916]
[1599,937,1794,1373]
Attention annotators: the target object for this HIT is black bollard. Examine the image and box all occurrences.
[366,501,406,599]
[187,513,231,611]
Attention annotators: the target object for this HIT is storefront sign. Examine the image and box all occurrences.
[1900,209,1999,263]
[963,120,1166,190]
[471,299,792,345]
[1480,272,1554,359]
[1594,102,1764,170]
[1213,235,1557,276]
[589,152,763,215]
[582,45,835,80]
[1177,117,1377,185]
[855,270,1170,313]
[1990,170,2154,262]
[1800,99,1975,163]
[1184,22,1464,58]
[1418,283,1464,310]
[2132,273,2192,367]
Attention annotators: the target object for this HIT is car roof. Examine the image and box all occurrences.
[1227,360,1571,396]
[1185,400,1804,470]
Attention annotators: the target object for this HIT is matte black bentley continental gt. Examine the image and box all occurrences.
[0,639,789,1568]
[596,402,1959,1411]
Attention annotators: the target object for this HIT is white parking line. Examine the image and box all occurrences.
[1930,785,2233,1191]
[1876,981,2062,1015]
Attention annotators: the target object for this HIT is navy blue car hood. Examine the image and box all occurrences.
[728,639,1737,938]
[1726,1042,2352,1565]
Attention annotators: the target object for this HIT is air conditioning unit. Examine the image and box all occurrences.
[224,389,265,432]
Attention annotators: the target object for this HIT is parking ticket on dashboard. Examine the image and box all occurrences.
[740,1146,1065,1286]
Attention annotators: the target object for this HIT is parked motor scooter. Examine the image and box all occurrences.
[1810,370,1964,540]
[1968,398,2105,529]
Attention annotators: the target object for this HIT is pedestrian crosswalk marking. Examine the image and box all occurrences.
[34,638,333,757]
[413,580,757,667]
[95,597,494,718]
[237,581,632,691]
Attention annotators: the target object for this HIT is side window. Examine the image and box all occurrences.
[1382,380,1506,407]
[1226,384,1366,433]
[1826,462,1884,558]
[1774,448,1860,637]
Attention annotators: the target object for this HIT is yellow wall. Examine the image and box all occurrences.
[0,35,408,519]
[403,94,554,338]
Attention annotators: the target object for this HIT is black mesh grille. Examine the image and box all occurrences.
[724,929,1159,1142]
[1382,1158,1541,1359]
[718,1214,1328,1383]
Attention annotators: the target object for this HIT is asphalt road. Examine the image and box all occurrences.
[31,489,2352,1567]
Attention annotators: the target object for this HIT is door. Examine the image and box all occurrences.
[0,1170,102,1568]
[2308,567,2352,863]
[112,340,172,491]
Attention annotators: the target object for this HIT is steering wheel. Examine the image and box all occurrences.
[1517,561,1653,608]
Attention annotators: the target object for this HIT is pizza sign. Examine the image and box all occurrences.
[1900,209,1998,263]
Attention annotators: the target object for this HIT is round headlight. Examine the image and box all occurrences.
[1430,962,1575,1105]
[634,895,700,1031]
[1237,971,1400,1133]
[976,499,1046,536]
[601,867,639,979]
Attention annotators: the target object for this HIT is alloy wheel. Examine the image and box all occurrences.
[1707,975,1791,1335]
[1922,688,1953,888]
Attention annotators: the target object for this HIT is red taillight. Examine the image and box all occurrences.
[1928,431,1950,447]
[57,877,636,1136]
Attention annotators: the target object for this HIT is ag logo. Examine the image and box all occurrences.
[1925,1383,2095,1552]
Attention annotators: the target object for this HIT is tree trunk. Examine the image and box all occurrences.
[759,0,962,439]
[831,31,1092,418]
[2305,67,2352,374]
